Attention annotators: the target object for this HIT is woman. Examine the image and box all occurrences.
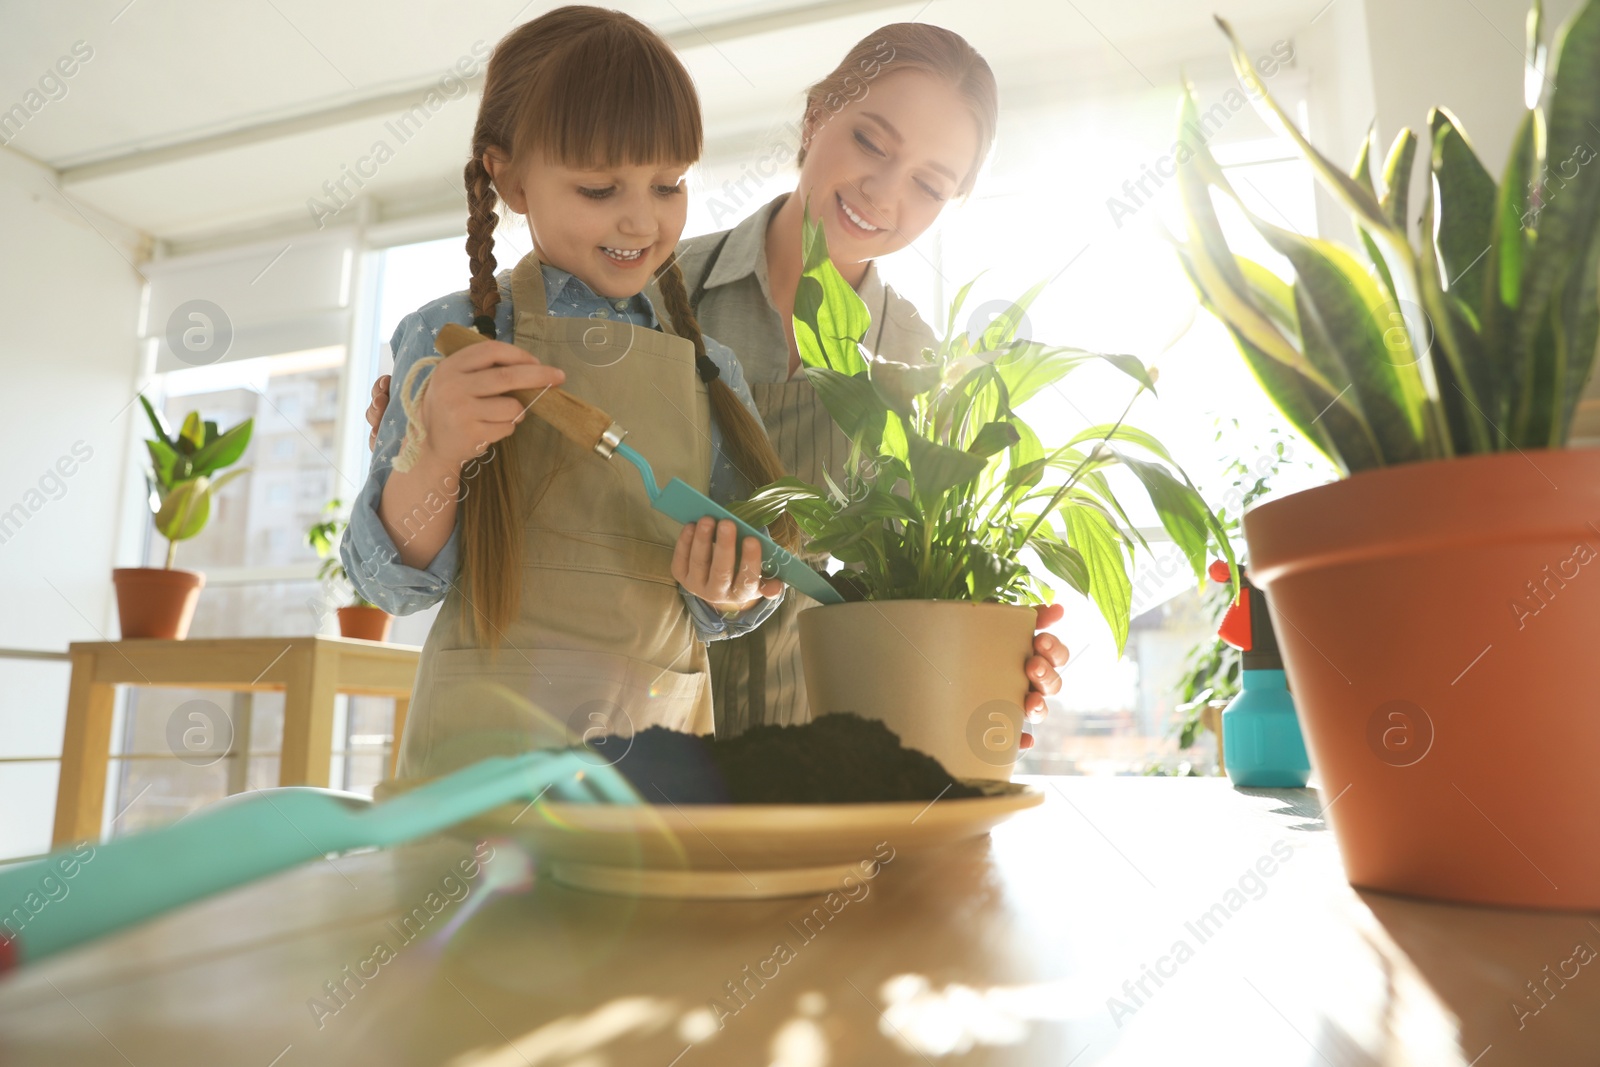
[367,23,1069,747]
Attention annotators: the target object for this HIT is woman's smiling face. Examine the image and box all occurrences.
[487,149,691,298]
[796,67,982,265]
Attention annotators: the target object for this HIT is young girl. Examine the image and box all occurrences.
[342,6,794,777]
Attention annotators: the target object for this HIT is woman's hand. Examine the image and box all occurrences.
[673,517,784,613]
[1020,602,1069,751]
[414,339,565,469]
[367,374,391,450]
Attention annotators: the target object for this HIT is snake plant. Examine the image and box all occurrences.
[1174,1,1600,473]
[731,206,1234,655]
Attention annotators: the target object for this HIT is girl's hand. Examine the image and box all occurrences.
[416,338,566,469]
[673,517,784,613]
[367,374,392,451]
[1021,602,1069,751]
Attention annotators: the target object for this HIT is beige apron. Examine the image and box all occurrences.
[398,252,715,777]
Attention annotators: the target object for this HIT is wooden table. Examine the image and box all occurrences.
[5,778,1594,1065]
[54,636,421,846]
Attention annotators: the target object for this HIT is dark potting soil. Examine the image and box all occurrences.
[597,712,985,805]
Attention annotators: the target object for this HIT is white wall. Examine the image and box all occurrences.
[0,146,147,856]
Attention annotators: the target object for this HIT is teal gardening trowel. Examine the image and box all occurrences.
[435,323,842,606]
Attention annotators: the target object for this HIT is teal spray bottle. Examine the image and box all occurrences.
[1211,560,1311,788]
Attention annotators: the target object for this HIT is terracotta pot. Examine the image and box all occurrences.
[1244,449,1600,909]
[112,567,204,639]
[798,600,1037,781]
[337,605,393,642]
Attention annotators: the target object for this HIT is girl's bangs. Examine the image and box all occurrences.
[511,27,702,170]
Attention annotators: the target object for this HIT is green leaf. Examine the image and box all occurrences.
[139,394,173,445]
[1032,531,1090,597]
[870,358,943,415]
[1516,0,1600,443]
[967,421,1021,458]
[178,412,205,454]
[963,540,1015,601]
[1169,130,1348,401]
[839,488,921,523]
[879,410,910,465]
[1067,423,1177,465]
[1176,80,1252,296]
[1528,0,1550,108]
[1214,15,1428,363]
[1350,127,1402,304]
[145,439,179,492]
[1173,242,1374,471]
[1248,217,1433,461]
[189,418,253,475]
[803,367,888,446]
[1429,107,1498,320]
[1380,128,1418,230]
[1236,257,1298,337]
[729,477,832,529]
[155,478,210,542]
[794,204,871,376]
[905,428,987,499]
[1115,454,1215,585]
[208,467,249,495]
[973,278,1049,352]
[1351,125,1378,197]
[1063,504,1132,655]
[1418,177,1499,448]
[943,274,984,344]
[1214,17,1397,240]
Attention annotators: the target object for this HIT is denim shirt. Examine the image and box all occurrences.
[341,262,782,641]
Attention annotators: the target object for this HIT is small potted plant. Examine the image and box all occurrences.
[308,499,393,642]
[116,396,253,639]
[733,210,1234,780]
[1173,5,1600,908]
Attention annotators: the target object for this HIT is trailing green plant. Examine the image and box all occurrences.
[1173,423,1304,751]
[730,205,1235,655]
[1173,3,1600,473]
[138,395,253,569]
[308,499,379,609]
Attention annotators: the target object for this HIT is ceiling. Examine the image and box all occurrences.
[1,0,1332,251]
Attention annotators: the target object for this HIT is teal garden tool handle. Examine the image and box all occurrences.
[0,751,636,973]
[614,443,844,606]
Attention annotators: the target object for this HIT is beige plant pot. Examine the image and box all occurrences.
[337,605,393,642]
[798,600,1038,781]
[112,567,204,639]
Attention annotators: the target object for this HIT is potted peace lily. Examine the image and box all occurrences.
[733,210,1234,781]
[308,499,393,642]
[117,396,253,639]
[1173,7,1600,909]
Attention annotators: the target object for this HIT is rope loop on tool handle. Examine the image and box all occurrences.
[390,355,443,474]
[391,320,493,473]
